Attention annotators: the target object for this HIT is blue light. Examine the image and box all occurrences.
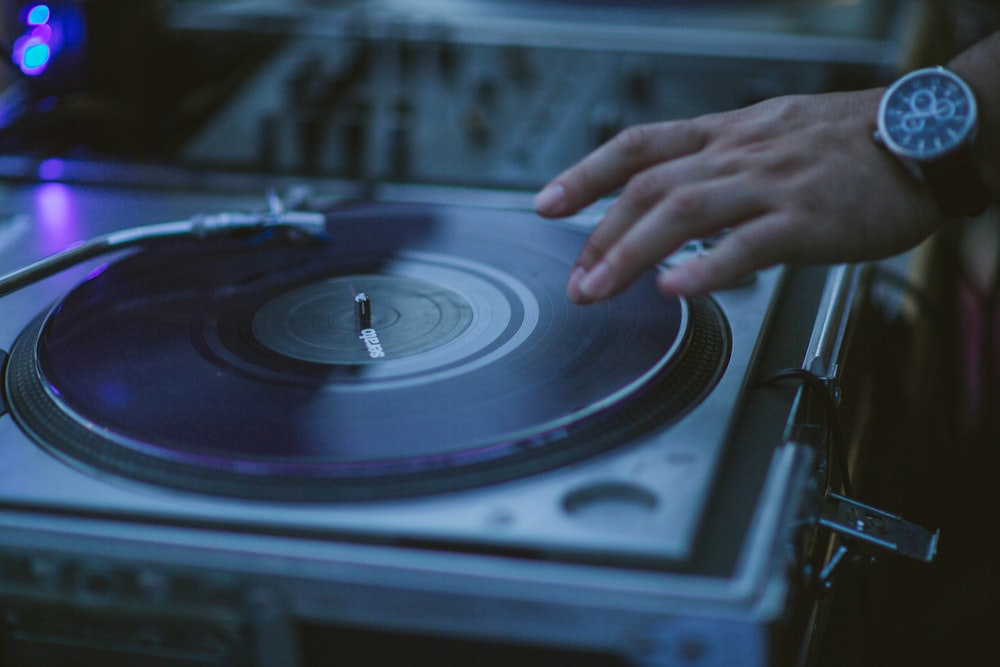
[12,4,61,76]
[26,5,51,26]
[21,41,51,71]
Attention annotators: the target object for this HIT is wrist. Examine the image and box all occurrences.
[949,31,1000,202]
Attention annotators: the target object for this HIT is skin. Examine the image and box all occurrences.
[535,32,1000,303]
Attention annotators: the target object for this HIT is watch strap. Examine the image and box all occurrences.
[922,144,993,218]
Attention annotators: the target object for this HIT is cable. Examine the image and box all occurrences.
[762,367,853,498]
[766,266,948,501]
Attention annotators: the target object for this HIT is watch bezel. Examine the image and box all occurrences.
[876,66,978,163]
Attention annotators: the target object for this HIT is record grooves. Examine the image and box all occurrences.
[3,202,730,501]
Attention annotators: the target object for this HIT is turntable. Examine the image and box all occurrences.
[0,175,898,666]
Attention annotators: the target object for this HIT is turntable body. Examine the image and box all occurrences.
[0,176,854,666]
[0,0,937,660]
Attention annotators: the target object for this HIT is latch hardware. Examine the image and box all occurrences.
[820,492,939,563]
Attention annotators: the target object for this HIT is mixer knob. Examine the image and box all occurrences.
[502,45,534,86]
[286,54,324,107]
[342,100,369,178]
[257,113,278,171]
[296,112,323,174]
[589,101,623,147]
[429,26,459,82]
[625,58,656,106]
[474,77,498,109]
[397,37,418,77]
[389,99,414,177]
[461,104,491,148]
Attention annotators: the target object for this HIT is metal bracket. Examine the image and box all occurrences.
[820,492,939,563]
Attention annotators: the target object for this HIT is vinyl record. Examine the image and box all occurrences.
[5,201,729,500]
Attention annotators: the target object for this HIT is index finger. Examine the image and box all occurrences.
[534,119,709,218]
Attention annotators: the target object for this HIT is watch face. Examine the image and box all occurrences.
[877,67,977,161]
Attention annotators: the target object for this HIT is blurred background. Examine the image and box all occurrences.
[0,0,994,190]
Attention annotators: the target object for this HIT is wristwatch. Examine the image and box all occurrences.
[875,66,992,218]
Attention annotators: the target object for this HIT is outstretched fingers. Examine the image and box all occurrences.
[566,174,770,303]
[656,213,792,297]
[534,120,709,218]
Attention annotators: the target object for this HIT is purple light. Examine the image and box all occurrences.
[37,157,66,180]
[85,262,111,281]
[33,182,81,253]
[34,182,72,222]
[14,5,60,76]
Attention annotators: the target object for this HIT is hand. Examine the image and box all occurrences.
[534,89,944,302]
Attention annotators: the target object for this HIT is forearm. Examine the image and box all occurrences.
[949,31,1000,200]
